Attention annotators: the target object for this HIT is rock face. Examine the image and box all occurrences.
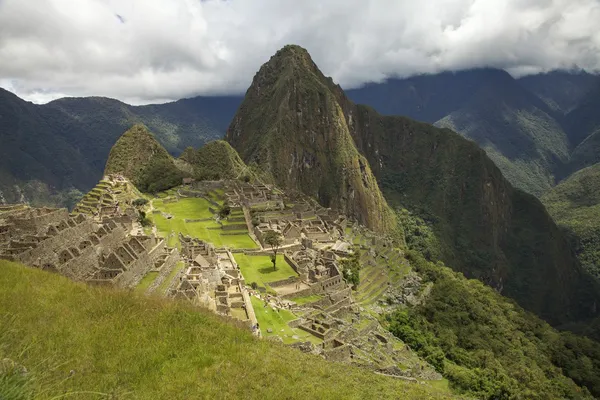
[227,44,600,326]
[226,45,396,233]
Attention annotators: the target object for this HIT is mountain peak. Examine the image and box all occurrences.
[104,124,183,192]
[227,46,396,233]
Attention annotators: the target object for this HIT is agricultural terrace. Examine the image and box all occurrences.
[150,195,258,249]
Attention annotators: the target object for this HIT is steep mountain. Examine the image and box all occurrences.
[225,45,396,233]
[542,163,600,280]
[180,140,256,182]
[0,88,239,207]
[518,70,598,114]
[229,45,600,327]
[565,82,600,155]
[570,128,600,173]
[104,124,184,193]
[347,70,571,196]
[435,70,570,196]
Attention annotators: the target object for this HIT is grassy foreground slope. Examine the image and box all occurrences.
[0,261,456,400]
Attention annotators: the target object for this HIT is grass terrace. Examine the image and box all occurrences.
[290,294,323,305]
[150,197,258,249]
[234,254,298,290]
[135,271,159,293]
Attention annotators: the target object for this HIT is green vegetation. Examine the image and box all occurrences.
[250,297,319,344]
[370,110,600,326]
[290,294,323,305]
[180,140,256,182]
[104,124,184,193]
[157,261,185,294]
[135,271,159,293]
[150,197,258,249]
[386,251,600,399]
[340,247,361,288]
[263,230,283,270]
[542,163,600,279]
[234,254,297,289]
[0,261,458,399]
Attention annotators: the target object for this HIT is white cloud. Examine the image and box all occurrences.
[0,0,598,104]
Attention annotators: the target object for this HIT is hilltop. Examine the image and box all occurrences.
[104,124,184,193]
[180,140,257,182]
[226,44,600,327]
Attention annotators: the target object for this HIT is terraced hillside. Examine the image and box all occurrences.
[73,175,142,217]
[346,227,411,306]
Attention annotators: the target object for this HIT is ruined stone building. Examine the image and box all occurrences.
[0,205,178,288]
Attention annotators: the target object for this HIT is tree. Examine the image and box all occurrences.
[263,230,283,271]
[132,198,149,207]
[340,246,361,288]
[218,203,231,220]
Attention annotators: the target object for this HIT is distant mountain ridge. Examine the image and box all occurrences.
[0,88,239,207]
[347,69,600,196]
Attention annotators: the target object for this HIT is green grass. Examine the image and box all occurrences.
[290,294,323,305]
[136,271,159,293]
[157,261,185,294]
[250,297,320,345]
[0,260,457,399]
[151,197,258,249]
[234,255,297,288]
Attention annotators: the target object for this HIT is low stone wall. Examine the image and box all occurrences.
[184,218,213,223]
[282,274,345,299]
[269,276,299,288]
[115,239,166,288]
[323,344,351,362]
[222,223,248,231]
[324,297,352,314]
[147,252,179,294]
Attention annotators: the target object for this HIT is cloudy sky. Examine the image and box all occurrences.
[0,0,599,104]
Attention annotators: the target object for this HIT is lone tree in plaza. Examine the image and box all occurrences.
[263,230,283,271]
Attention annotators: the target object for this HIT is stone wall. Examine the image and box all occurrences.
[8,208,69,235]
[114,239,166,288]
[14,218,97,266]
[323,343,351,363]
[268,276,299,288]
[282,274,345,299]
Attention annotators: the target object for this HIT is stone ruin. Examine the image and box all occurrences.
[0,204,179,288]
[169,234,256,329]
[73,174,137,220]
